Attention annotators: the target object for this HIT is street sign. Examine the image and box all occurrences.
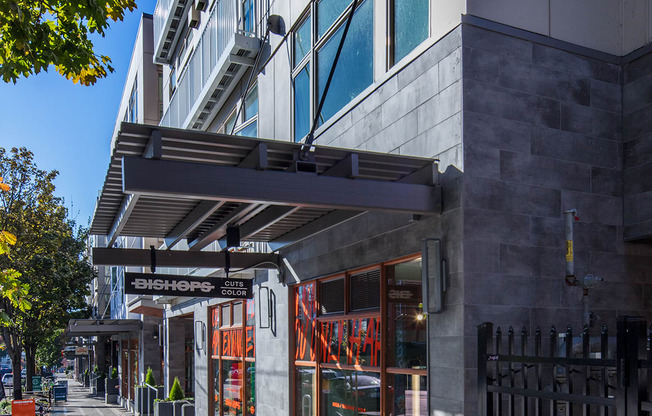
[75,347,88,355]
[125,272,253,299]
[32,376,42,392]
[53,386,67,401]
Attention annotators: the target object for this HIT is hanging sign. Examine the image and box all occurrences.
[125,272,253,299]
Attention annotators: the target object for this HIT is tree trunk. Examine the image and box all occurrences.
[2,326,22,400]
[24,343,35,392]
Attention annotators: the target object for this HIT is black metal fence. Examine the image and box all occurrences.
[478,316,652,416]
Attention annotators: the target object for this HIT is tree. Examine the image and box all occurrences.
[0,0,137,85]
[36,328,64,370]
[0,147,94,398]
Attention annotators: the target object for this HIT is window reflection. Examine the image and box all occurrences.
[296,367,317,416]
[387,374,427,416]
[321,370,380,416]
[222,360,243,416]
[317,0,373,125]
[294,65,310,142]
[393,0,429,64]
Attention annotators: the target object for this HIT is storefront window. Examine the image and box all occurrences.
[212,300,255,416]
[292,255,427,416]
[222,360,243,416]
[245,362,255,415]
[386,258,426,369]
[386,374,427,416]
[295,283,316,361]
[295,367,317,416]
[321,369,381,416]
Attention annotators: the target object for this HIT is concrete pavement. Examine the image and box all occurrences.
[49,378,133,416]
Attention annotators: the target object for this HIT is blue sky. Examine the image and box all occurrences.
[0,0,157,228]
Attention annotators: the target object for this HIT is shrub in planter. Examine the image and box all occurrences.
[105,368,120,404]
[145,367,156,386]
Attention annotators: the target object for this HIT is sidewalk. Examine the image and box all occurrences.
[50,379,133,416]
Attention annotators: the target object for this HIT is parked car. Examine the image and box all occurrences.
[2,373,13,388]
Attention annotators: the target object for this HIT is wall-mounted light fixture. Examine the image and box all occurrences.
[195,321,206,351]
[422,238,445,314]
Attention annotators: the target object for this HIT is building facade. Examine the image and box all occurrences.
[88,0,652,415]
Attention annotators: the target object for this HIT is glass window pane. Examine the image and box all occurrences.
[318,0,351,38]
[242,0,254,33]
[320,279,345,314]
[321,369,380,415]
[225,113,237,135]
[212,309,220,357]
[320,320,348,364]
[233,302,243,326]
[221,304,231,327]
[222,329,243,357]
[393,0,429,64]
[295,283,317,362]
[222,360,243,416]
[246,299,255,358]
[296,367,317,416]
[349,317,380,367]
[386,258,427,369]
[294,17,311,67]
[236,121,257,137]
[317,0,373,125]
[294,65,311,142]
[244,85,258,120]
[213,359,220,416]
[245,362,255,416]
[387,374,427,416]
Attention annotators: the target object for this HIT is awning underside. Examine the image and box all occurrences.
[66,319,142,336]
[91,123,441,250]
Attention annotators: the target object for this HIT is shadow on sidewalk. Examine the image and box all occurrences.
[50,379,133,416]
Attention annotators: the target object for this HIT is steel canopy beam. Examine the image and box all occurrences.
[92,247,280,270]
[121,157,440,215]
[164,200,225,249]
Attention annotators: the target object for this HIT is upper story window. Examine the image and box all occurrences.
[291,0,431,142]
[241,0,255,34]
[292,0,373,142]
[125,82,138,123]
[390,0,429,66]
[222,84,258,137]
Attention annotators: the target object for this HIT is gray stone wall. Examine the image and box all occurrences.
[462,22,652,414]
[623,49,652,241]
[253,270,291,415]
[140,316,163,385]
[278,25,467,416]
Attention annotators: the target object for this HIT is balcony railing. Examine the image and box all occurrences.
[161,0,260,130]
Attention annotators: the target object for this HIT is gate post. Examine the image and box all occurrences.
[616,316,646,416]
[478,322,493,416]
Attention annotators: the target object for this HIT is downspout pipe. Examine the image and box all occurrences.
[564,209,578,287]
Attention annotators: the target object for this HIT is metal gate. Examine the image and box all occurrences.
[478,316,652,416]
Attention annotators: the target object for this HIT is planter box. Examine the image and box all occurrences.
[173,401,188,416]
[154,401,173,416]
[105,378,119,404]
[181,403,194,416]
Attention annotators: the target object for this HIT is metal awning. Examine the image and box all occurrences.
[91,122,441,252]
[65,319,143,336]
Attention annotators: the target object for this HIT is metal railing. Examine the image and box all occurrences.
[161,0,240,128]
[141,383,161,416]
[478,316,652,416]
